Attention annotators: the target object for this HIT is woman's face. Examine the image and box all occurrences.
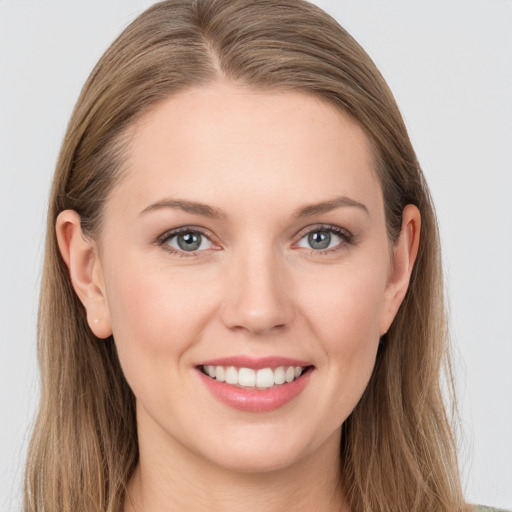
[84,83,416,473]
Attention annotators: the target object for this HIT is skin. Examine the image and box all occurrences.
[57,82,420,512]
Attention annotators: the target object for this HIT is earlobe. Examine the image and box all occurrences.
[379,204,421,335]
[56,210,113,339]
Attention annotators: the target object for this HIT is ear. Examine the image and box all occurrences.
[379,204,421,335]
[56,210,112,338]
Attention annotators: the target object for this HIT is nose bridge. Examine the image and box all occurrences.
[221,240,292,335]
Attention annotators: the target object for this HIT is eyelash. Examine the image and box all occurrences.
[157,224,354,257]
[156,226,219,258]
[294,224,354,254]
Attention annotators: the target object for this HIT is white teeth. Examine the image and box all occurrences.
[238,367,256,387]
[274,366,285,385]
[202,364,307,388]
[225,366,238,385]
[256,368,274,388]
[215,366,225,382]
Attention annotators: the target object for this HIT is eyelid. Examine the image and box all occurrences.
[156,223,354,257]
[294,223,353,240]
[293,224,354,252]
[156,226,220,255]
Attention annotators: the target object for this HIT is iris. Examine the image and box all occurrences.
[308,231,331,250]
[177,232,202,251]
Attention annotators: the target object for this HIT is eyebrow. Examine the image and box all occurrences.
[139,195,369,220]
[293,196,370,218]
[139,199,226,219]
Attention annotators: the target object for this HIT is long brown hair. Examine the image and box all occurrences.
[25,1,470,511]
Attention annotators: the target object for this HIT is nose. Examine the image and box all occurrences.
[220,246,294,336]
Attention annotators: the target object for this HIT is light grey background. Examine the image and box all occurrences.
[1,1,511,510]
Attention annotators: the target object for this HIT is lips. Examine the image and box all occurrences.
[195,356,314,412]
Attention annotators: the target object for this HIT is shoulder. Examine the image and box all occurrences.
[474,507,511,512]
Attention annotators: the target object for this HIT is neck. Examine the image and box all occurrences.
[124,424,349,512]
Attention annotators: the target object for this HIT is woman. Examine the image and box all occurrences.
[22,1,505,511]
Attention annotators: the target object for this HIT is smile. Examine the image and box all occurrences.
[196,357,314,412]
[200,365,307,389]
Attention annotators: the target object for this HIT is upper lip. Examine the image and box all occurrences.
[196,355,313,370]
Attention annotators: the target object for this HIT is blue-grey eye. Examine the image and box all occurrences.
[297,229,343,250]
[166,231,213,252]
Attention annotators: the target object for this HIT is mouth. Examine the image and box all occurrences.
[198,364,312,390]
[195,357,314,412]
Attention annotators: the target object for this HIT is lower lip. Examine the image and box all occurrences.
[196,368,313,412]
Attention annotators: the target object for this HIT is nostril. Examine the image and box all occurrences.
[222,307,290,335]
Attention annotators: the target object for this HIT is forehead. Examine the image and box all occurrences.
[110,83,382,220]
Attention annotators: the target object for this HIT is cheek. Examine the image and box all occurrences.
[102,256,220,388]
[299,259,388,349]
[296,257,388,406]
[107,256,214,334]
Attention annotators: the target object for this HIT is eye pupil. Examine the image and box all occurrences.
[308,231,331,250]
[177,232,202,251]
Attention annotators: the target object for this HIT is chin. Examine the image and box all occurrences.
[206,445,306,475]
[194,424,324,475]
